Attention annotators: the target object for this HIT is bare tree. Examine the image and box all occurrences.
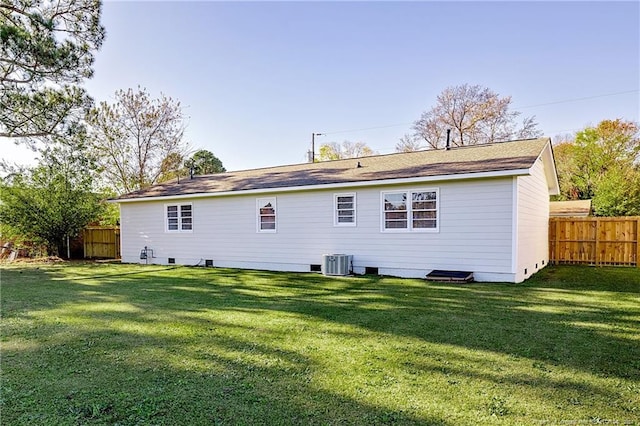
[395,134,423,152]
[317,141,376,161]
[411,84,542,150]
[552,132,575,145]
[87,87,189,194]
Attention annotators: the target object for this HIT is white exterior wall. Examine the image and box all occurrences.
[119,177,517,282]
[514,158,551,282]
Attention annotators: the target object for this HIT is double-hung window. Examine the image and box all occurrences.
[334,193,356,226]
[166,203,193,232]
[382,189,438,232]
[257,197,276,232]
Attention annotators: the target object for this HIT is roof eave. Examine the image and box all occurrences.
[110,168,531,204]
[539,139,561,195]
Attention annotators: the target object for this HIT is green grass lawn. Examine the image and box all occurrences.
[1,263,639,425]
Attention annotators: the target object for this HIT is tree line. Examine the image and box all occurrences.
[316,85,639,217]
[1,1,637,258]
[0,1,223,256]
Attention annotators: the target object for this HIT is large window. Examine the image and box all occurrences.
[257,197,276,232]
[334,193,356,226]
[166,203,193,232]
[382,189,438,232]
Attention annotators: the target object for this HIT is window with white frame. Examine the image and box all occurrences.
[166,203,193,232]
[257,197,276,232]
[334,193,356,226]
[382,189,438,231]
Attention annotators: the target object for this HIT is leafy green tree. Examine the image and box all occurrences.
[157,152,185,183]
[553,119,640,216]
[0,142,105,256]
[317,141,375,161]
[408,84,541,150]
[186,149,225,175]
[87,87,189,194]
[592,164,640,216]
[552,141,582,199]
[0,0,105,141]
[157,150,225,182]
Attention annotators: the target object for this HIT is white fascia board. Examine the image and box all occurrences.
[535,140,560,195]
[111,168,531,204]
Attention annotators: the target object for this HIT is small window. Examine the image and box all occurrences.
[166,203,193,232]
[180,204,192,230]
[334,193,356,226]
[167,205,179,230]
[381,189,438,232]
[257,197,276,232]
[411,191,437,229]
[383,192,408,229]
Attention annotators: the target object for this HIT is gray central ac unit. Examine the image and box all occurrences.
[322,254,352,276]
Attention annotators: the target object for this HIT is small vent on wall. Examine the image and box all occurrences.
[168,258,176,264]
[365,267,379,275]
[310,264,322,272]
[205,259,213,267]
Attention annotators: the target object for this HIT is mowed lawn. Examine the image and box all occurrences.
[1,263,639,425]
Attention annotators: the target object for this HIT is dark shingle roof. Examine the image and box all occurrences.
[115,138,550,201]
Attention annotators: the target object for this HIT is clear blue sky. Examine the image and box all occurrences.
[4,0,639,172]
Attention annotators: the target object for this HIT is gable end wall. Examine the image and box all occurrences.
[515,158,551,282]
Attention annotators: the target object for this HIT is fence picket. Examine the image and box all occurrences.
[549,217,640,267]
[83,227,120,259]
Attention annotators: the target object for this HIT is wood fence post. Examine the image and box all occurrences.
[553,219,560,265]
[83,228,88,259]
[549,218,554,265]
[636,217,640,268]
[594,218,600,266]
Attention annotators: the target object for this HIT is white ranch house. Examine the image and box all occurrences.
[113,138,559,283]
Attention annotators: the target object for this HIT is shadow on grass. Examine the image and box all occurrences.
[7,264,640,379]
[2,263,639,424]
[4,324,444,425]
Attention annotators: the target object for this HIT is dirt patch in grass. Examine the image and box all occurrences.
[2,256,67,264]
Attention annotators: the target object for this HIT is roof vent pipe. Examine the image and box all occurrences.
[356,161,362,168]
[446,129,451,150]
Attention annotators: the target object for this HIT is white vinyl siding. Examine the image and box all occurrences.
[257,197,276,232]
[166,203,192,232]
[120,178,515,281]
[334,193,356,226]
[382,189,438,232]
[515,157,551,282]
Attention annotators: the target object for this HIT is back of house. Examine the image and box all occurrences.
[113,138,559,283]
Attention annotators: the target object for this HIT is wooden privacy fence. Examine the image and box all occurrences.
[83,227,120,259]
[549,217,640,267]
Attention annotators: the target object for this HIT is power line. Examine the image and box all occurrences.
[514,89,639,109]
[321,122,413,136]
[317,89,639,137]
